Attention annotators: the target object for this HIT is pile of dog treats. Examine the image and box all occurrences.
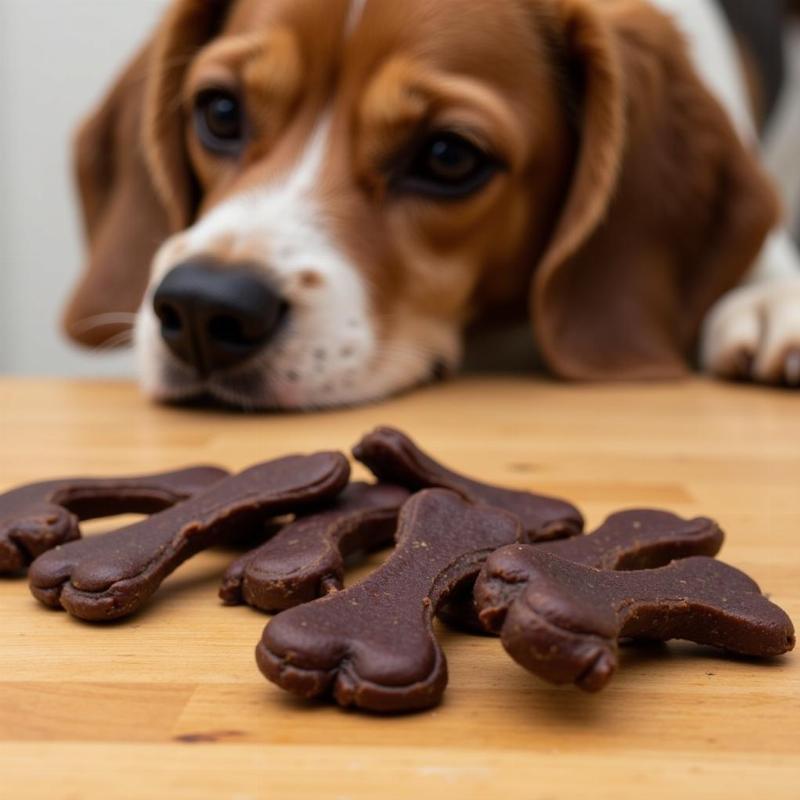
[0,427,795,713]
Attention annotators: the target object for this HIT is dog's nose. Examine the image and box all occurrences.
[152,263,287,376]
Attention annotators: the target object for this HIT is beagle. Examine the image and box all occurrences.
[64,0,800,409]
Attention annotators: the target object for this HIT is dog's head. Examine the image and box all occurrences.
[64,0,778,409]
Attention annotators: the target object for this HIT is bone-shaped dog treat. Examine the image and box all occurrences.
[441,509,726,632]
[0,467,229,574]
[476,552,795,692]
[533,509,725,569]
[28,453,350,621]
[352,427,583,542]
[219,482,410,611]
[257,489,522,713]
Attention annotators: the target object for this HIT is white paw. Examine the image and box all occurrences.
[701,277,800,386]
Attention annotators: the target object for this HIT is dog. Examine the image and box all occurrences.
[63,0,800,410]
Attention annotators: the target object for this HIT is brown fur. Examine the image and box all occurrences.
[64,0,779,381]
[63,45,171,347]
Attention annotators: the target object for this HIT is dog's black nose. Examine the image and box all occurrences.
[153,263,287,376]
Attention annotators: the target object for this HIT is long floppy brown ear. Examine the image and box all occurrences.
[144,0,234,230]
[531,0,780,380]
[64,44,172,348]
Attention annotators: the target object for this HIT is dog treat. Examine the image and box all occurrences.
[0,467,229,574]
[353,427,583,541]
[29,453,350,621]
[257,489,522,713]
[477,552,795,692]
[219,482,410,611]
[442,509,726,632]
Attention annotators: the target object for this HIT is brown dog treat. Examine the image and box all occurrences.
[444,509,725,632]
[257,489,522,713]
[28,453,350,621]
[537,509,724,569]
[352,427,583,542]
[219,482,410,611]
[477,552,795,692]
[0,467,229,574]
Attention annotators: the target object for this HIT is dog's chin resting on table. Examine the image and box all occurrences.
[63,0,800,411]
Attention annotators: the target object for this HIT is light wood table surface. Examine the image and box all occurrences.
[0,377,798,799]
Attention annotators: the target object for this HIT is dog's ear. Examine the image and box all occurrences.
[64,43,172,348]
[530,0,779,379]
[143,0,233,230]
[64,1,233,348]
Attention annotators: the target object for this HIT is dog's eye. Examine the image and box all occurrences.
[395,132,500,199]
[194,89,245,155]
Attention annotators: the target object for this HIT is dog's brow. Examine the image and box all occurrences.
[185,29,301,99]
[241,29,303,107]
[359,59,524,161]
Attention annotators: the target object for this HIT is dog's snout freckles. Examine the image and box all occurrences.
[135,180,429,410]
[136,186,458,410]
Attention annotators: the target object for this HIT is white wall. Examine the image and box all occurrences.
[0,0,167,376]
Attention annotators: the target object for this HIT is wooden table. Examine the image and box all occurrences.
[1,377,798,799]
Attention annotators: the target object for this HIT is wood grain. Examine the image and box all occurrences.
[0,377,797,799]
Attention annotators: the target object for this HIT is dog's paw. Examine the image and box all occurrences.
[701,277,800,386]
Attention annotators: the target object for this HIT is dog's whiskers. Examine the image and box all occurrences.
[91,330,136,352]
[71,312,137,334]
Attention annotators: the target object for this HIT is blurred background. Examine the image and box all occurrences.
[0,0,798,378]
